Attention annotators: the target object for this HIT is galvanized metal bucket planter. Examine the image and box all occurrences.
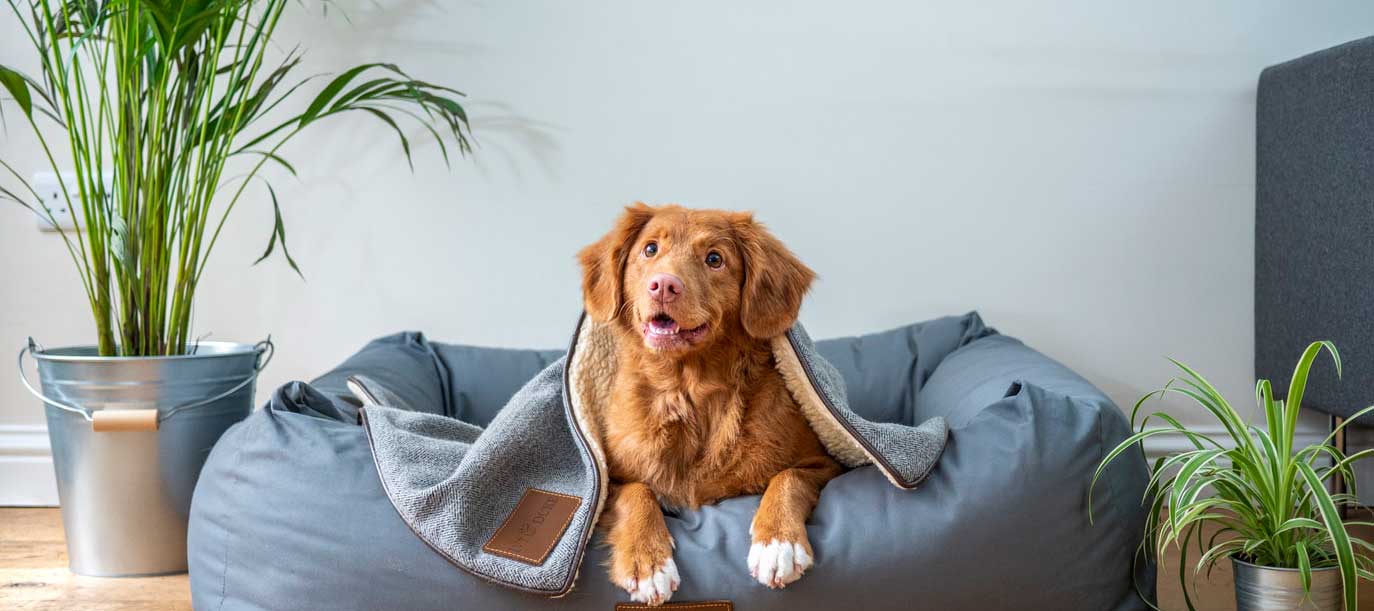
[18,338,272,577]
[1233,555,1342,611]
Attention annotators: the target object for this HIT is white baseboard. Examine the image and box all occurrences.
[0,424,58,506]
[1139,424,1328,460]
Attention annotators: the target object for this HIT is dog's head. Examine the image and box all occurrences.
[578,203,814,354]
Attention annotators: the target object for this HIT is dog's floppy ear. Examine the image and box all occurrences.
[578,203,656,322]
[731,213,815,339]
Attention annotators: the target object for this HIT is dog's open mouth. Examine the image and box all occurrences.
[642,313,709,349]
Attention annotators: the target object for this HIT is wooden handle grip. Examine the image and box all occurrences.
[91,409,160,432]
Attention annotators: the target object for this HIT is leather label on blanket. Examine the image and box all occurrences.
[615,602,732,610]
[483,488,581,565]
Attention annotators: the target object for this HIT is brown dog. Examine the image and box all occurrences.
[578,203,843,606]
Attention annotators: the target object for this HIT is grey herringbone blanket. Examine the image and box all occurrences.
[358,314,948,596]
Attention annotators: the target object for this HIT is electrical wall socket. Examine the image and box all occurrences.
[30,171,114,233]
[31,171,82,232]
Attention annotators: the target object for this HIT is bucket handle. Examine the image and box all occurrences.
[17,337,274,426]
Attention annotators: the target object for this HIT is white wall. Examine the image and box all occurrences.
[3,1,1372,503]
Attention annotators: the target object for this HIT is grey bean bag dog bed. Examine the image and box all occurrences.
[188,312,1153,610]
[359,314,949,596]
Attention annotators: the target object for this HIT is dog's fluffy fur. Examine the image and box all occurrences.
[578,203,842,606]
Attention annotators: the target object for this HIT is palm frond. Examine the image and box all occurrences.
[1,0,472,356]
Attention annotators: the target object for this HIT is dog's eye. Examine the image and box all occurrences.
[644,242,658,257]
[705,251,723,268]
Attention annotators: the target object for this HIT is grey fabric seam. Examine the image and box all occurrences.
[1090,383,1117,527]
[903,333,920,430]
[553,312,600,596]
[419,334,457,419]
[216,410,262,611]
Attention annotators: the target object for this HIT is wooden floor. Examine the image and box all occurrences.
[0,508,190,611]
[2,506,1373,610]
[1153,518,1374,611]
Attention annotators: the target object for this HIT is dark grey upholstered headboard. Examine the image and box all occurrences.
[1256,36,1374,422]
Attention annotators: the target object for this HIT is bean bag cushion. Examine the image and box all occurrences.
[188,312,1153,610]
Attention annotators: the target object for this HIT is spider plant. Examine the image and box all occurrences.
[0,0,472,356]
[1093,341,1374,610]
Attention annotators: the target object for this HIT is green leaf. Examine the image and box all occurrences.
[253,184,303,279]
[1088,427,1207,523]
[0,183,36,212]
[109,212,129,272]
[1156,384,1248,450]
[1259,379,1281,454]
[359,107,413,171]
[1151,412,1217,451]
[327,77,403,112]
[237,150,298,177]
[1249,426,1283,494]
[300,63,392,126]
[1285,341,1340,455]
[1179,522,1199,611]
[1321,448,1374,480]
[1273,517,1324,536]
[1167,359,1251,440]
[1297,539,1312,593]
[199,55,304,143]
[1296,461,1357,611]
[1197,538,1243,577]
[0,65,33,118]
[1129,386,1165,429]
[1144,451,1201,504]
[1170,449,1226,518]
[1313,404,1374,451]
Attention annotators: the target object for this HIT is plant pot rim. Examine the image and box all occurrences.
[1231,554,1341,573]
[31,340,262,363]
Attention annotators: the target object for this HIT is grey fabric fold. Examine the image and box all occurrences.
[360,315,949,595]
[784,324,947,488]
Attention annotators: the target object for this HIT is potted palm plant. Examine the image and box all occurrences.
[1094,342,1374,610]
[1,0,471,577]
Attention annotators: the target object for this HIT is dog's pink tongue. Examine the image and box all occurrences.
[648,317,679,335]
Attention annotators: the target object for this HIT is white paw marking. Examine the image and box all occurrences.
[747,539,812,589]
[623,557,680,606]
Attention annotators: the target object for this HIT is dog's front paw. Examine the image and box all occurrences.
[611,550,680,606]
[747,536,813,589]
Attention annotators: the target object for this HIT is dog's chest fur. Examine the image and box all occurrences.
[602,336,826,509]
